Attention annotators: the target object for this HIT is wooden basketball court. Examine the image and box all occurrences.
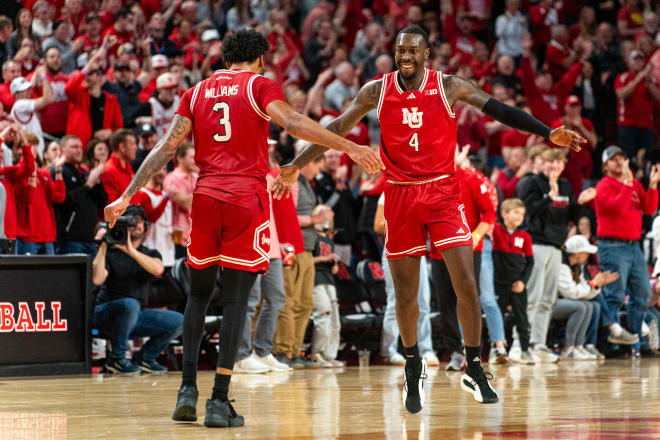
[1,360,659,439]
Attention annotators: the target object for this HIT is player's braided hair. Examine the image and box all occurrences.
[222,29,270,65]
[396,25,430,48]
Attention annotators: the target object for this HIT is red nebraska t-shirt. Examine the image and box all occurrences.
[615,70,658,129]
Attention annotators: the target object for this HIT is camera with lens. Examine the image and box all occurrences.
[99,205,148,246]
[100,215,137,245]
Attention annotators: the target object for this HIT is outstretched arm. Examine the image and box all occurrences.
[272,80,382,199]
[443,75,585,151]
[104,115,191,227]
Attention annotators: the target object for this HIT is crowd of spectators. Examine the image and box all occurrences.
[2,0,660,371]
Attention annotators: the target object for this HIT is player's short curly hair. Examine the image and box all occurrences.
[222,29,270,65]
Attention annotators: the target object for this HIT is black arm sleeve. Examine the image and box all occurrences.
[482,98,552,139]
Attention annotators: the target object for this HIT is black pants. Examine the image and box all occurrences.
[494,282,530,351]
[430,252,481,354]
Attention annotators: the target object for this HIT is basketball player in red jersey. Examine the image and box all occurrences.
[104,29,383,428]
[274,26,585,413]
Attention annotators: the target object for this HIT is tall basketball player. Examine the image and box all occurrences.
[273,26,585,413]
[104,29,383,428]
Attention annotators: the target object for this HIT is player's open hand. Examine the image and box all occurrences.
[272,164,301,200]
[104,195,130,228]
[549,126,586,152]
[347,144,384,174]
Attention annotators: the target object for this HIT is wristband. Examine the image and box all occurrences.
[472,232,482,242]
[40,75,47,82]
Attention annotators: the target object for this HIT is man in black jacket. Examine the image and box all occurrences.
[516,148,594,361]
[54,135,107,255]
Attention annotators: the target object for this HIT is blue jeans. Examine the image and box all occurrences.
[380,255,433,358]
[585,294,606,346]
[618,125,655,158]
[237,258,286,359]
[598,240,651,336]
[93,297,183,361]
[479,238,505,343]
[56,241,98,255]
[15,240,54,255]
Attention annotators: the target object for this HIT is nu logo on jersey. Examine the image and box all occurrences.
[402,107,423,129]
[514,237,525,248]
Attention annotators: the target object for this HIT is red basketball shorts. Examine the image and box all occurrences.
[383,175,472,259]
[187,194,270,273]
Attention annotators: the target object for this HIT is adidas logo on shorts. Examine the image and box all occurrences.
[457,228,465,234]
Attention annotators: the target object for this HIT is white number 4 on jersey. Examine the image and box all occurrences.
[409,133,419,152]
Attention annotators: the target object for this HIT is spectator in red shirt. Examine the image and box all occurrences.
[446,15,478,66]
[520,40,583,126]
[101,128,137,204]
[14,37,39,77]
[14,131,66,255]
[546,25,588,80]
[169,19,197,52]
[530,0,560,54]
[163,143,197,259]
[65,44,123,147]
[0,125,35,253]
[458,0,492,41]
[99,0,122,33]
[614,50,660,158]
[0,60,21,111]
[73,12,102,54]
[27,46,69,138]
[470,41,497,83]
[617,0,644,40]
[497,146,530,199]
[595,146,659,345]
[101,7,135,58]
[139,54,170,102]
[551,95,597,196]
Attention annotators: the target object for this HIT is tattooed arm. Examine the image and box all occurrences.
[104,115,192,227]
[272,79,382,199]
[443,74,585,151]
[290,79,382,168]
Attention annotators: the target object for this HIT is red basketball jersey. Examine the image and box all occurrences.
[176,69,285,208]
[377,69,457,182]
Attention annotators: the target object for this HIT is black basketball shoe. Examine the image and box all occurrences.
[402,357,428,413]
[460,366,499,403]
[204,399,245,428]
[172,385,198,422]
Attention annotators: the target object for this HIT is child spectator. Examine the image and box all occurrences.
[309,205,343,367]
[492,198,535,364]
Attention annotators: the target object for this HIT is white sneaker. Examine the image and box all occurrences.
[310,353,333,368]
[422,351,440,366]
[516,350,536,364]
[321,355,345,367]
[576,346,598,360]
[234,354,270,374]
[255,353,292,371]
[508,345,522,362]
[388,352,406,366]
[648,320,660,351]
[533,346,559,363]
[584,344,605,360]
[488,346,509,364]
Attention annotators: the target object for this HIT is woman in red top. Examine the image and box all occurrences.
[14,132,65,255]
[0,125,35,253]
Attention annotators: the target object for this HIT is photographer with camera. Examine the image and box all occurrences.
[92,204,183,374]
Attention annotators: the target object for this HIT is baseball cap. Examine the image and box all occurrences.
[629,50,644,61]
[152,54,168,69]
[85,12,100,23]
[135,123,157,137]
[10,77,32,95]
[201,29,221,43]
[565,95,581,107]
[156,72,178,89]
[602,145,624,164]
[565,234,597,254]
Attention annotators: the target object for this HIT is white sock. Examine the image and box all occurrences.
[610,323,624,337]
[642,321,650,337]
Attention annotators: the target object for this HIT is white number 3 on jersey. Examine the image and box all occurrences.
[212,101,232,142]
[409,133,419,152]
